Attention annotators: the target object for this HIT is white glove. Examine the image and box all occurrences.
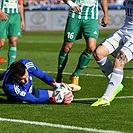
[63,91,74,104]
[50,83,74,104]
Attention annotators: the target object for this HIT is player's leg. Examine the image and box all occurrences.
[94,31,122,79]
[91,37,133,106]
[70,39,94,85]
[8,14,21,68]
[103,39,133,101]
[94,45,112,79]
[0,39,7,62]
[8,37,18,68]
[0,19,8,62]
[91,31,124,106]
[70,19,98,85]
[56,42,72,83]
[56,18,81,82]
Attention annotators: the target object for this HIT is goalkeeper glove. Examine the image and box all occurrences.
[63,91,74,104]
[50,83,74,104]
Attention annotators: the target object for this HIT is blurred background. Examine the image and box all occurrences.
[23,0,125,32]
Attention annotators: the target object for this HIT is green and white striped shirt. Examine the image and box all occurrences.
[0,0,19,14]
[68,0,98,20]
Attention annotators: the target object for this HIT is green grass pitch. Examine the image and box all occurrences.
[0,31,132,133]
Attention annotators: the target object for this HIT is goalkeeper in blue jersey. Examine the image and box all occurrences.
[0,59,74,104]
[56,0,108,89]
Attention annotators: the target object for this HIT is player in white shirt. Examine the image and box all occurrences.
[91,0,133,106]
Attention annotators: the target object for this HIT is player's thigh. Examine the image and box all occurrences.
[8,14,21,37]
[121,38,133,62]
[101,30,123,54]
[82,19,99,40]
[64,17,82,42]
[85,38,97,53]
[0,20,9,38]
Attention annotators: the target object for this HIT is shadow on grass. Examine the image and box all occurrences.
[0,98,11,104]
[72,99,97,105]
[87,66,133,70]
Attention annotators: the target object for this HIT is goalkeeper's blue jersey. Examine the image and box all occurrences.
[0,59,55,104]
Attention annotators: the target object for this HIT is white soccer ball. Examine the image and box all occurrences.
[53,84,71,103]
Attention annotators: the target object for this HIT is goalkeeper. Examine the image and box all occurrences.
[0,59,74,104]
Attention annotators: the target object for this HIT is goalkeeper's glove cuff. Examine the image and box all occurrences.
[49,96,56,103]
[51,82,60,87]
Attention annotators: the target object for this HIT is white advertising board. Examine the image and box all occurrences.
[25,9,125,31]
[25,10,68,31]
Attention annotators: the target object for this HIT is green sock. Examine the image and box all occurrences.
[8,46,17,68]
[0,48,2,56]
[73,50,92,76]
[56,50,68,80]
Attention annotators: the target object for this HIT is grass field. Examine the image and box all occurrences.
[0,31,132,133]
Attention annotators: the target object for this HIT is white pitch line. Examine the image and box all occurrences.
[0,69,133,79]
[0,118,124,133]
[74,96,133,101]
[46,71,133,79]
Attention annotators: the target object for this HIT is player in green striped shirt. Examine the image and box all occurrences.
[0,0,25,68]
[56,0,108,90]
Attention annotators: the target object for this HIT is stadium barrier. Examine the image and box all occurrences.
[24,4,125,31]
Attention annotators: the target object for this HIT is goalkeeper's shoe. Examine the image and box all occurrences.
[91,98,110,106]
[70,75,79,85]
[109,83,123,102]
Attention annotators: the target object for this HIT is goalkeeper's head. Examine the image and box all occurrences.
[10,61,29,84]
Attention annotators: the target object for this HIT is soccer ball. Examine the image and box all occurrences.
[53,84,72,103]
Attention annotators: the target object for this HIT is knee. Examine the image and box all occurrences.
[93,48,103,60]
[62,42,73,53]
[0,39,5,47]
[93,45,109,61]
[9,37,18,46]
[86,47,95,54]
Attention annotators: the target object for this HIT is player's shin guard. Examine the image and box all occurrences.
[73,50,92,76]
[8,46,16,68]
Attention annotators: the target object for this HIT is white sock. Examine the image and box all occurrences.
[103,68,123,101]
[97,57,113,79]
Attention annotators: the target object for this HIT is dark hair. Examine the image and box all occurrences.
[10,61,26,76]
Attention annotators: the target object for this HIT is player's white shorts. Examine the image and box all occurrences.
[101,28,133,62]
